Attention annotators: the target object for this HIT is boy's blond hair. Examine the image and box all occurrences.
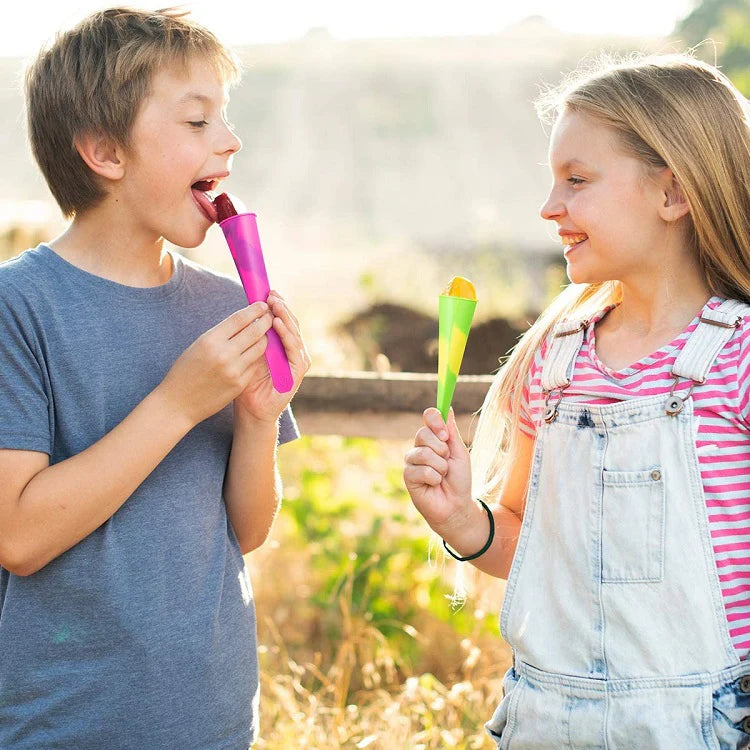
[471,53,750,507]
[25,7,239,217]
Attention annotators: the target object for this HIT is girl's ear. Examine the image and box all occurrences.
[74,132,125,181]
[658,168,690,222]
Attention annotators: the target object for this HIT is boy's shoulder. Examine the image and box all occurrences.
[0,244,47,275]
[177,251,242,292]
[175,252,248,313]
[0,245,53,304]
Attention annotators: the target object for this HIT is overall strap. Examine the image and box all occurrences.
[672,300,750,383]
[665,299,750,416]
[540,318,588,423]
[541,319,588,392]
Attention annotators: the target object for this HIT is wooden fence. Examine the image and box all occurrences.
[292,372,494,440]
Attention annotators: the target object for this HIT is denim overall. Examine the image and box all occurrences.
[486,300,750,749]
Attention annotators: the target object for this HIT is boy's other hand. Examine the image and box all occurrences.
[157,302,274,428]
[403,407,473,536]
[233,290,311,423]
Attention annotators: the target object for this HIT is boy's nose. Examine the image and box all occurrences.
[219,124,242,156]
[226,132,242,155]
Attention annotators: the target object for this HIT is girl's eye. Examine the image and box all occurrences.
[188,120,209,128]
[567,176,585,186]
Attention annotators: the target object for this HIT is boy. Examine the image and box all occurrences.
[0,8,309,749]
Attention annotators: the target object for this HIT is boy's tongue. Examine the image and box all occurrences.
[192,186,218,223]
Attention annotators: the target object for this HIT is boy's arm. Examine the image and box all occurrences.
[222,292,309,554]
[223,411,281,554]
[0,389,192,576]
[0,303,273,577]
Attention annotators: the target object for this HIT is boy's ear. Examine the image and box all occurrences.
[74,132,125,181]
[658,168,690,222]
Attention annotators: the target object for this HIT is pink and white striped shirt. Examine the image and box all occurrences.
[520,297,750,660]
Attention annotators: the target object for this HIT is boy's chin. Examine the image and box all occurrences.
[167,228,210,249]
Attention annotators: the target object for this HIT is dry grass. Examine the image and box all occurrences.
[249,436,512,749]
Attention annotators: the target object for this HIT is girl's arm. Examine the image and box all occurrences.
[404,408,535,580]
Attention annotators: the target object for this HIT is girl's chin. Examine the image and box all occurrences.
[565,263,608,286]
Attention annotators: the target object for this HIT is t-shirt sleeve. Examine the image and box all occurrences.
[278,405,300,445]
[517,371,537,438]
[0,292,51,454]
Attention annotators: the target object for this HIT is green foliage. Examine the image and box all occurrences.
[675,0,750,95]
[277,435,502,703]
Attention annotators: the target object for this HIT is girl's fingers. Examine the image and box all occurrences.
[446,407,466,448]
[404,463,443,488]
[423,407,449,442]
[405,446,448,477]
[414,426,450,458]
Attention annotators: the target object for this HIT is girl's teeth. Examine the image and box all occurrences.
[562,235,587,245]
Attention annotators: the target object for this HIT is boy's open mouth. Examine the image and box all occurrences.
[191,179,218,223]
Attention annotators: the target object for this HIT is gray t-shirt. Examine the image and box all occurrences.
[0,245,298,749]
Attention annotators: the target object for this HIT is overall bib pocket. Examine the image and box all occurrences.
[601,467,665,583]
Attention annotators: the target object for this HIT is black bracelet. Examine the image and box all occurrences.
[442,498,495,562]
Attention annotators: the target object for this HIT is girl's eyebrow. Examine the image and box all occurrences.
[559,158,587,171]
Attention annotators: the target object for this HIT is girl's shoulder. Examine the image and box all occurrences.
[706,297,750,357]
[531,304,615,369]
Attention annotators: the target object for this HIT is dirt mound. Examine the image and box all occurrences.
[337,302,534,374]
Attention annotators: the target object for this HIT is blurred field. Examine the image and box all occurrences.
[250,435,511,749]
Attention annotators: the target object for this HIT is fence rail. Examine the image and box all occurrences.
[292,372,495,439]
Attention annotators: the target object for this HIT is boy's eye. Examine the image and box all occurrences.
[188,120,209,128]
[567,176,585,186]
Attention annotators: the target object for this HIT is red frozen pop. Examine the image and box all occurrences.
[214,192,238,223]
[212,192,294,393]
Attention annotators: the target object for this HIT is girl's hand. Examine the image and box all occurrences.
[403,407,473,536]
[233,290,311,423]
[158,301,275,428]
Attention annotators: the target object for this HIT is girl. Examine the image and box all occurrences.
[404,54,750,749]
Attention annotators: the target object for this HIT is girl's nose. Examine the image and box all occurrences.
[540,190,564,221]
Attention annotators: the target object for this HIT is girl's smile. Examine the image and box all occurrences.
[560,232,588,258]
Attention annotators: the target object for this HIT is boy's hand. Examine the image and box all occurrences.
[404,407,474,536]
[158,302,274,427]
[233,291,311,423]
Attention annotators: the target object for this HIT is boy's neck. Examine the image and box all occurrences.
[49,207,174,288]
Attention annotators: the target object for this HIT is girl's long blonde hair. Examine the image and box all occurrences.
[471,53,750,502]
